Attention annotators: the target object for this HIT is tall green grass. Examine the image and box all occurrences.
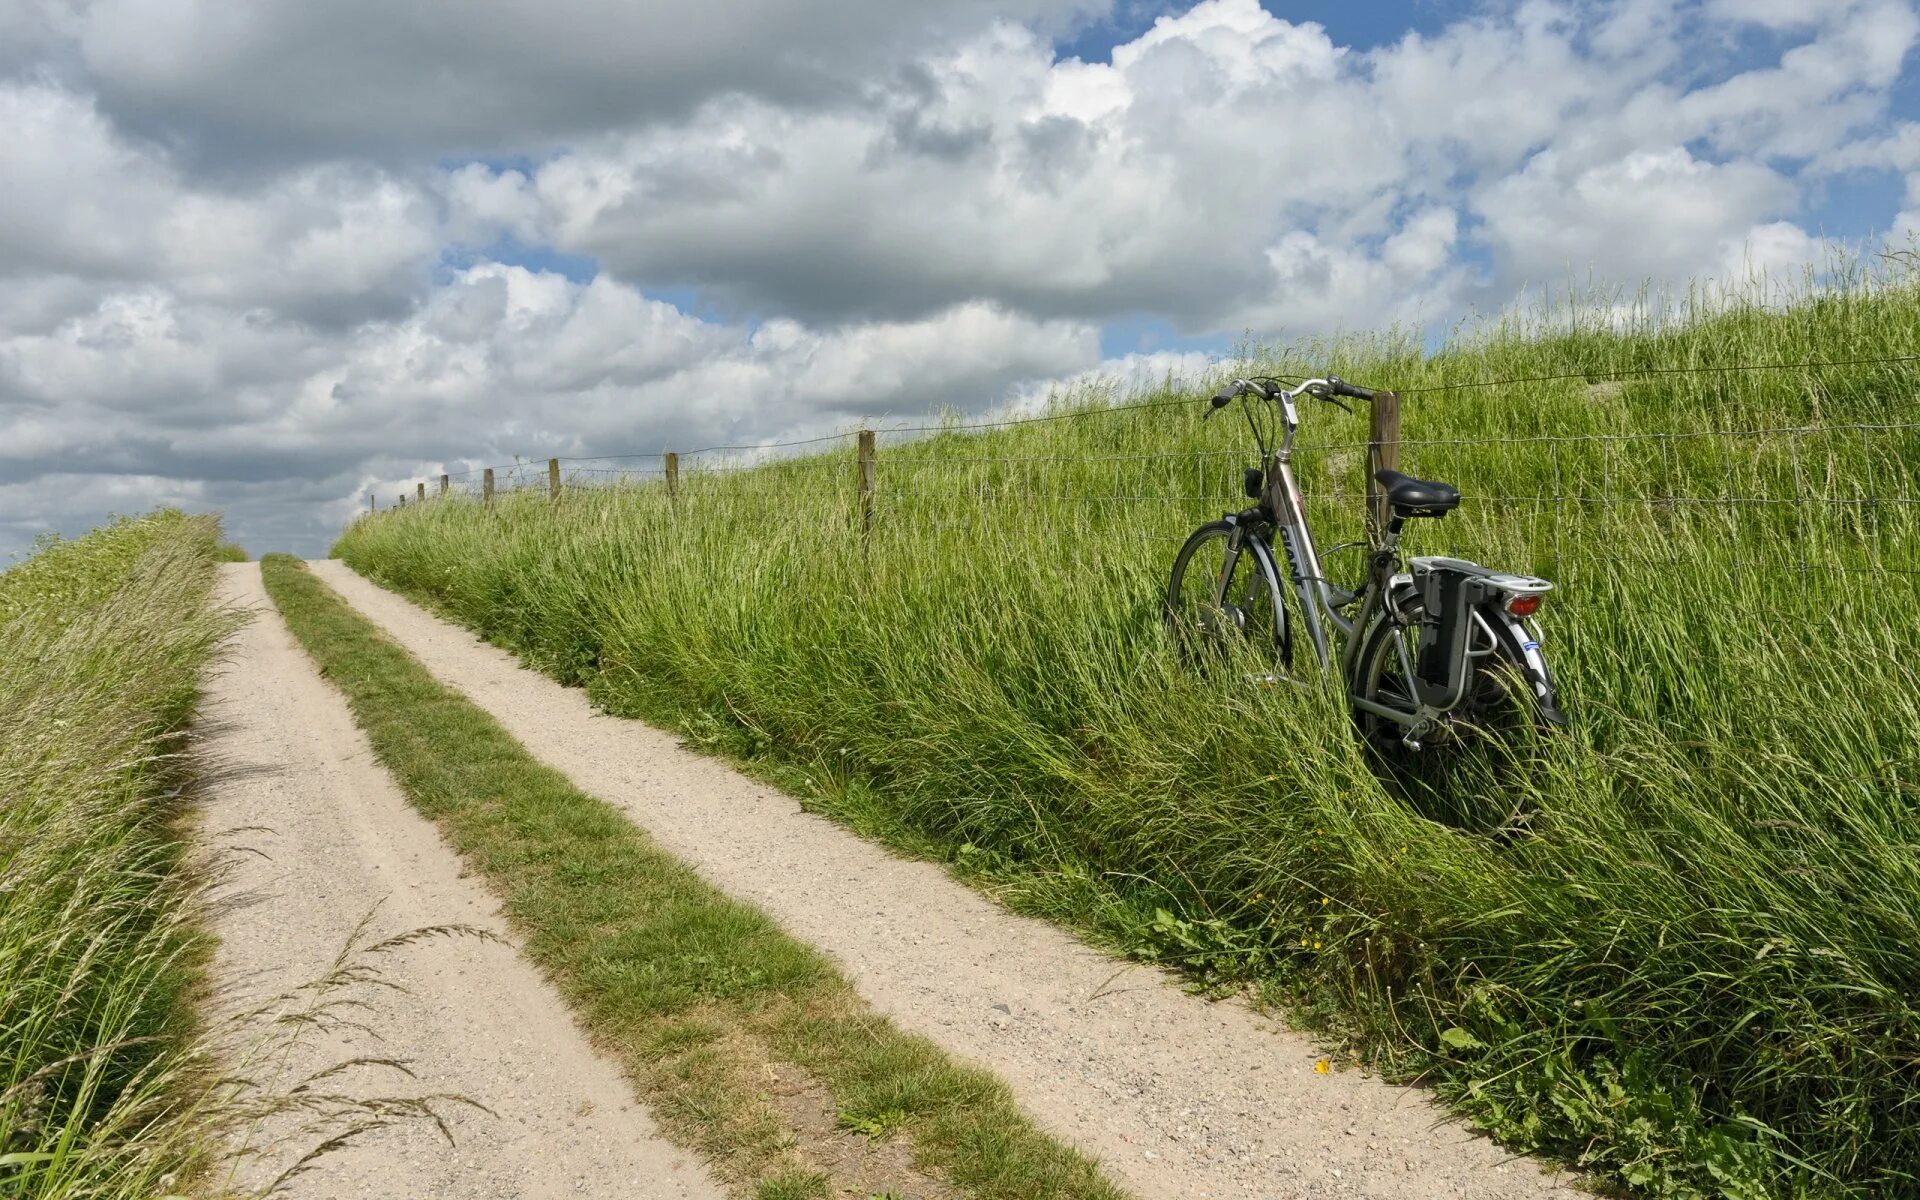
[337,272,1920,1200]
[0,513,239,1197]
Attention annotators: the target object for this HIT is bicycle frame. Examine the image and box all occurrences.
[1251,381,1363,672]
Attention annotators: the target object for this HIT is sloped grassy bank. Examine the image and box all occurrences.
[0,513,239,1197]
[337,281,1920,1199]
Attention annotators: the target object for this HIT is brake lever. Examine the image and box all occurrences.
[1321,395,1354,415]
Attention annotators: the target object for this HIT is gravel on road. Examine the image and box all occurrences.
[197,563,727,1200]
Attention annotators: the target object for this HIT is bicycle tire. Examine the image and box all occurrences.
[1348,590,1550,749]
[1164,520,1291,671]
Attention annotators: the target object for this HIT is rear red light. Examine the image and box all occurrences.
[1505,594,1542,618]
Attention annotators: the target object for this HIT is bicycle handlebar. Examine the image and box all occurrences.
[1206,376,1381,421]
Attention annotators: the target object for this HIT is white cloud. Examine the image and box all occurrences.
[1676,0,1920,160]
[0,267,1102,552]
[1715,220,1830,287]
[1382,207,1460,278]
[1004,348,1222,413]
[0,83,438,323]
[1473,146,1803,287]
[0,83,174,277]
[455,0,1903,335]
[31,0,1110,164]
[1703,0,1841,29]
[1889,172,1920,241]
[0,472,210,563]
[3,0,1919,559]
[1368,1,1659,175]
[477,3,1415,329]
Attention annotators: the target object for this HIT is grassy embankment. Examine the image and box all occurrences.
[336,276,1920,1200]
[259,554,1126,1200]
[0,513,239,1197]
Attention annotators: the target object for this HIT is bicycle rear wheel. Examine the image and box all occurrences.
[1164,520,1291,671]
[1349,593,1558,836]
[1349,593,1539,748]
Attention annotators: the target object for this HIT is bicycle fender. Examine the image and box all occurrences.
[1483,607,1566,726]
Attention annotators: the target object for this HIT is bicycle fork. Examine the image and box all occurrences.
[1210,522,1250,636]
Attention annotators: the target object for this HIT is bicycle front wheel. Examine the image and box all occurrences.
[1164,520,1291,671]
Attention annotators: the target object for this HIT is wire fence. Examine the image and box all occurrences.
[368,353,1920,580]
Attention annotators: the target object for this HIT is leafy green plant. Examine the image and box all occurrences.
[838,1108,909,1140]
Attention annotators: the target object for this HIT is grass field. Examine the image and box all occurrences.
[0,512,238,1198]
[336,273,1920,1200]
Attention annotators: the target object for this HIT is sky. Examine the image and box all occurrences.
[4,0,1920,559]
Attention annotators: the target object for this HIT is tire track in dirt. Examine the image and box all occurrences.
[196,563,726,1199]
[311,559,1577,1200]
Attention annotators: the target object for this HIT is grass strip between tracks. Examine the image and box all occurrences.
[259,553,1126,1200]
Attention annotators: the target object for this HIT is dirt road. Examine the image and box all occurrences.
[197,563,726,1199]
[312,559,1577,1200]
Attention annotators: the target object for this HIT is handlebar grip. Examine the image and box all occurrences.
[1325,377,1378,401]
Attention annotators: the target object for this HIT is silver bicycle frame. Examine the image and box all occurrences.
[1256,381,1357,672]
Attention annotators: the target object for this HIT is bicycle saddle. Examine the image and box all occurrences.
[1375,469,1462,516]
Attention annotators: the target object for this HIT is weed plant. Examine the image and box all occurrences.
[338,272,1920,1199]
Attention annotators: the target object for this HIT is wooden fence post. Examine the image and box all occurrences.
[857,429,876,537]
[548,457,560,501]
[664,451,679,501]
[416,481,426,503]
[1366,391,1401,537]
[483,467,495,508]
[439,473,449,497]
[399,493,406,508]
[369,493,375,513]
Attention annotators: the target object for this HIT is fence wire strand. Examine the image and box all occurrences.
[365,361,1919,581]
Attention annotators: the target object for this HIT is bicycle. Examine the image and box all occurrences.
[1165,375,1565,751]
